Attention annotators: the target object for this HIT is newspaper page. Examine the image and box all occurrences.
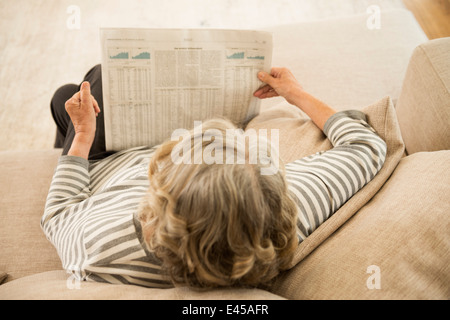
[100,28,273,151]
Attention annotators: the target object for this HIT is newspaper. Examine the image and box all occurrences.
[100,28,273,151]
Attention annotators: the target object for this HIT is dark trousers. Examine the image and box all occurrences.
[50,64,115,160]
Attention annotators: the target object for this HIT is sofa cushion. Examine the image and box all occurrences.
[270,150,450,299]
[395,37,450,154]
[246,96,405,268]
[0,149,63,282]
[0,270,284,300]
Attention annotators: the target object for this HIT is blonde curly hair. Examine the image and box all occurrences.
[138,118,298,289]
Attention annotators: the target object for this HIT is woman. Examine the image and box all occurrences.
[42,66,386,289]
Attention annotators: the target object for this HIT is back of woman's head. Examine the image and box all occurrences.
[138,118,298,289]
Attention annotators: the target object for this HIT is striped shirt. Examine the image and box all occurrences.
[41,110,387,288]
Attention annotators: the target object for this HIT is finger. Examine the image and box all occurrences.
[91,95,101,114]
[257,71,277,87]
[80,81,92,104]
[258,90,279,99]
[270,67,284,77]
[253,84,272,97]
[65,92,81,110]
[94,104,101,116]
[70,91,81,102]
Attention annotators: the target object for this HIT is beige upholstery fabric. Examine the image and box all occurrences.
[261,9,427,112]
[270,151,450,300]
[396,37,450,155]
[0,270,284,300]
[0,272,7,284]
[0,149,63,282]
[247,96,405,268]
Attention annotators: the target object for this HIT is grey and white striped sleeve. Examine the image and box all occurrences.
[285,110,387,241]
[41,156,91,245]
[41,156,91,228]
[40,152,173,288]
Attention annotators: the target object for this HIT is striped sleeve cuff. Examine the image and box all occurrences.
[323,110,368,138]
[58,155,90,170]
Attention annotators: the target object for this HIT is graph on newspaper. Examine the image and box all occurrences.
[100,28,272,151]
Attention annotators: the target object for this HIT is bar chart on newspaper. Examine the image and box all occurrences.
[100,28,273,151]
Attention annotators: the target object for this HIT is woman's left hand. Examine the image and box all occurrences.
[65,81,100,159]
[65,81,100,140]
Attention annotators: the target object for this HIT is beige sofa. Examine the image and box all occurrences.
[1,9,449,300]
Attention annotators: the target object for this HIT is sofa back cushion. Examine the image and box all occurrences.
[396,37,450,154]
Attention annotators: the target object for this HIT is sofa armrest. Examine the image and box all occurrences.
[0,149,63,282]
[396,37,450,155]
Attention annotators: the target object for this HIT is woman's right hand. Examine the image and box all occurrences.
[253,67,304,105]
